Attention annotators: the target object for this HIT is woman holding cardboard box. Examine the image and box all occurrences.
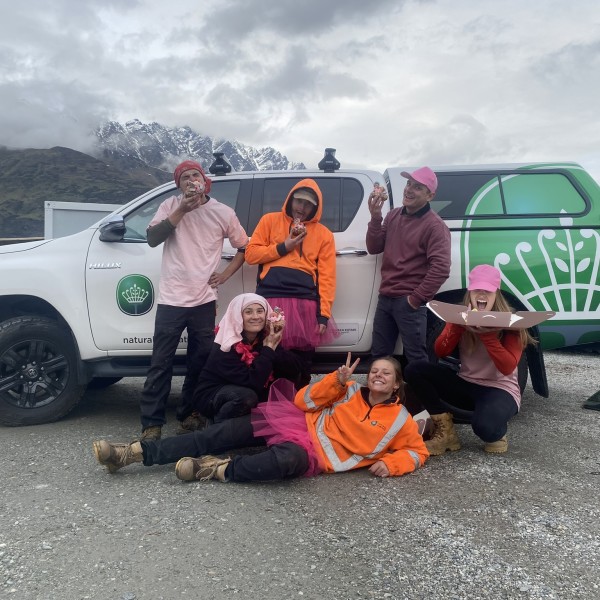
[404,264,535,455]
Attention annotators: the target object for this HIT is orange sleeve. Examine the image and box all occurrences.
[380,416,429,476]
[315,228,336,319]
[294,371,348,412]
[245,214,283,265]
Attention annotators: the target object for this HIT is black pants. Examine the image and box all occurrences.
[404,360,518,443]
[371,294,428,363]
[141,415,310,482]
[140,302,215,430]
[201,385,260,423]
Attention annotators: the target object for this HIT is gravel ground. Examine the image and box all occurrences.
[1,350,599,600]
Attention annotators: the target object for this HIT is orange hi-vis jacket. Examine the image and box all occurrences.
[294,372,429,476]
[245,179,336,322]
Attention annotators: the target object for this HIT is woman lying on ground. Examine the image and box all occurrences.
[179,293,305,431]
[93,354,429,483]
[404,264,535,455]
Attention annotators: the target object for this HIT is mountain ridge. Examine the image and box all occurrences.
[0,121,304,238]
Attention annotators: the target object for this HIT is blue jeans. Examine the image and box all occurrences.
[371,295,428,363]
[404,360,518,443]
[140,302,216,429]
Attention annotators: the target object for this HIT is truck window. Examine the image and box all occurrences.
[501,173,587,215]
[432,173,504,218]
[261,177,363,233]
[122,180,242,241]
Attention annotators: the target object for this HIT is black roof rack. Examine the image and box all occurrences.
[209,152,232,176]
[318,148,340,173]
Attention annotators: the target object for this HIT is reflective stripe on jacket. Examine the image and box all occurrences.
[294,372,429,476]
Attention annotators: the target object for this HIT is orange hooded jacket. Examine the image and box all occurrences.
[294,371,429,476]
[245,179,336,323]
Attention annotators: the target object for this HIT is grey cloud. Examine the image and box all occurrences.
[400,114,522,166]
[0,80,113,151]
[203,45,372,129]
[197,0,402,41]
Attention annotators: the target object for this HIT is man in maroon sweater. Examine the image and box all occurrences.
[366,167,451,364]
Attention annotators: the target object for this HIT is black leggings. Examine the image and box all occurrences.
[404,360,518,443]
[141,415,309,482]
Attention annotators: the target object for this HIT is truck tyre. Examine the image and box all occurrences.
[0,316,85,426]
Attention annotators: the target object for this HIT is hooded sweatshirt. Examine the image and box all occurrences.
[245,179,336,324]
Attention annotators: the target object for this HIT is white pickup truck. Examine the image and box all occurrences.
[1,152,599,425]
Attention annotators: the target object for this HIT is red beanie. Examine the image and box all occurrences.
[173,160,212,194]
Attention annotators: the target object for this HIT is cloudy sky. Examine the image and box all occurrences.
[1,0,600,180]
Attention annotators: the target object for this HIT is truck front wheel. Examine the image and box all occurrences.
[0,316,85,426]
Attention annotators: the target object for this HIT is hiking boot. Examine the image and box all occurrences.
[177,414,207,435]
[175,455,231,482]
[425,412,461,456]
[484,436,508,454]
[140,425,162,441]
[93,440,143,473]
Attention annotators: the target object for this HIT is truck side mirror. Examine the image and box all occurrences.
[99,216,126,242]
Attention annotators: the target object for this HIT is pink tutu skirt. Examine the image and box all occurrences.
[267,297,340,351]
[251,378,323,478]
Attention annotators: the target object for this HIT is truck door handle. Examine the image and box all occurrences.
[336,249,368,257]
[221,253,236,261]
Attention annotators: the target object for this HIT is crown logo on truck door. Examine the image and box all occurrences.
[116,275,154,316]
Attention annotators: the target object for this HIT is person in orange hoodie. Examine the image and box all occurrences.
[93,354,429,482]
[245,179,339,387]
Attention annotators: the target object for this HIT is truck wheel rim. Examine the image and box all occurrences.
[0,339,70,409]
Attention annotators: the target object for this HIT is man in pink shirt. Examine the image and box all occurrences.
[140,160,248,440]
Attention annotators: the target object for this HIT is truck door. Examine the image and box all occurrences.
[85,178,252,353]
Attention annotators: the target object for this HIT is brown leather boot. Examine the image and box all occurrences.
[425,412,461,456]
[175,455,231,482]
[140,425,162,441]
[93,440,143,473]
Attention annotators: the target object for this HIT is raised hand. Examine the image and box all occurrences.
[263,321,284,349]
[336,352,360,386]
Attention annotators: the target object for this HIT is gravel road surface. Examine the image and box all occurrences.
[1,350,599,600]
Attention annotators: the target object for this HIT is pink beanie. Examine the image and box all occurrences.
[173,160,212,194]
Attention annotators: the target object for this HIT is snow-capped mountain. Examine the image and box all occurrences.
[95,119,305,173]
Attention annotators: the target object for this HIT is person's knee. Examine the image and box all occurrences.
[472,418,505,443]
[273,442,309,478]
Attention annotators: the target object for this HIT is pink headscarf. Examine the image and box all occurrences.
[214,293,273,352]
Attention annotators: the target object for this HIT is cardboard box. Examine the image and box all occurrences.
[426,300,555,330]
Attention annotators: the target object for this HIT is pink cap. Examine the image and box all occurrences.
[400,166,438,194]
[468,264,501,292]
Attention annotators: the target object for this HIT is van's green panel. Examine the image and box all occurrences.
[457,166,600,349]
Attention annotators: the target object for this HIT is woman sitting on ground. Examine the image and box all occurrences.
[179,293,304,430]
[404,264,535,455]
[93,354,429,482]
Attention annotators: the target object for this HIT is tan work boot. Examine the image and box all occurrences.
[140,425,162,441]
[425,412,461,456]
[484,436,508,454]
[93,440,143,473]
[175,455,231,482]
